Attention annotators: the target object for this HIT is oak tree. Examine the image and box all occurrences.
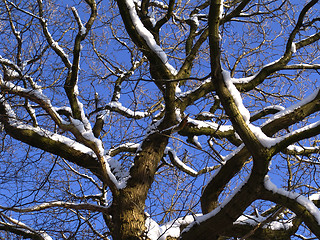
[0,0,320,239]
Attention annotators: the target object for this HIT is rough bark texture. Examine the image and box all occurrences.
[1,0,320,239]
[111,132,169,239]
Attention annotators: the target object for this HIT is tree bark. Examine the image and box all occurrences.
[111,131,169,239]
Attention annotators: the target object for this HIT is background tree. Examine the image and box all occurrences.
[0,0,320,239]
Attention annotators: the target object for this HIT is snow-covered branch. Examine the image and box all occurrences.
[124,0,177,75]
[250,105,285,122]
[176,78,212,98]
[283,63,320,70]
[0,99,95,158]
[63,3,96,124]
[234,213,294,231]
[0,213,52,240]
[0,82,125,193]
[263,90,319,128]
[284,145,320,156]
[71,6,86,36]
[66,117,127,190]
[0,201,110,214]
[146,214,197,240]
[117,0,177,78]
[179,117,234,137]
[106,101,151,119]
[0,56,22,76]
[109,142,140,157]
[165,147,218,177]
[37,0,71,68]
[261,175,320,237]
[0,81,68,127]
[230,29,320,92]
[246,88,320,149]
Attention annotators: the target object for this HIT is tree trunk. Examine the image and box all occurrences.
[111,132,169,239]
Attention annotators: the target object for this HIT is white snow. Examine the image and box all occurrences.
[42,25,70,67]
[110,142,140,152]
[235,214,294,230]
[107,101,149,118]
[165,147,198,176]
[145,213,161,239]
[248,124,277,148]
[26,102,37,123]
[80,27,86,35]
[105,155,130,188]
[74,84,79,95]
[231,74,256,84]
[0,82,70,127]
[251,117,320,149]
[225,144,243,162]
[219,0,224,19]
[191,136,202,149]
[249,119,320,149]
[69,114,126,189]
[175,85,182,94]
[184,171,251,233]
[75,99,91,130]
[0,214,53,240]
[0,55,18,67]
[124,0,177,75]
[264,175,320,225]
[262,58,281,68]
[40,232,53,240]
[6,69,20,78]
[191,15,199,26]
[203,144,244,190]
[222,69,250,123]
[148,9,157,27]
[187,117,233,132]
[146,214,197,240]
[21,61,28,71]
[267,219,294,230]
[263,105,285,111]
[144,116,163,136]
[250,105,285,119]
[97,109,109,121]
[263,88,319,126]
[309,193,320,201]
[287,144,320,153]
[0,94,16,118]
[18,121,96,156]
[197,111,215,118]
[291,42,297,53]
[231,58,281,85]
[176,78,211,98]
[0,93,101,160]
[71,6,86,35]
[241,88,320,148]
[175,107,182,121]
[0,81,49,104]
[234,214,265,226]
[151,0,168,9]
[53,106,72,114]
[51,41,67,56]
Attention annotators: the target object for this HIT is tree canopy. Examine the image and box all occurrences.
[0,0,320,239]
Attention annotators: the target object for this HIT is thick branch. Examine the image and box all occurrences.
[116,0,175,80]
[64,1,97,120]
[260,177,320,238]
[0,201,110,214]
[201,88,320,213]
